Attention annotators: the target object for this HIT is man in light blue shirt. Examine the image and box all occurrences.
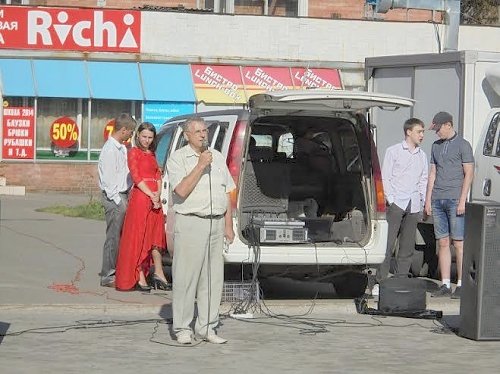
[97,113,136,287]
[374,118,428,293]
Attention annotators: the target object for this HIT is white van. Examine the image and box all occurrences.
[156,90,414,296]
[472,109,500,203]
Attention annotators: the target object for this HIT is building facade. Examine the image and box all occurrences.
[0,2,497,193]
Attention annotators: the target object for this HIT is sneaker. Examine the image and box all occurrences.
[431,285,452,297]
[176,331,192,345]
[451,286,462,299]
[371,283,379,297]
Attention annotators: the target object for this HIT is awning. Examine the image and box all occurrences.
[191,64,247,104]
[0,59,35,97]
[140,63,195,102]
[87,61,143,100]
[33,59,89,98]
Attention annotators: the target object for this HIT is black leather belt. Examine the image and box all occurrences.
[183,213,225,219]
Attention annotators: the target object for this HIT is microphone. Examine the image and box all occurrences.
[201,139,211,173]
[201,139,209,152]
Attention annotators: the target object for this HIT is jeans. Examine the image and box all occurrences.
[432,199,464,240]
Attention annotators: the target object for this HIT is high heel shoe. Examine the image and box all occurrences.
[135,282,152,292]
[152,274,172,291]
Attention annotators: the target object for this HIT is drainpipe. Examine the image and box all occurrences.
[298,0,308,17]
[375,0,460,52]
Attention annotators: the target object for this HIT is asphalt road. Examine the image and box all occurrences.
[0,193,498,373]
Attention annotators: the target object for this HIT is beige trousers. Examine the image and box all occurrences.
[172,214,225,336]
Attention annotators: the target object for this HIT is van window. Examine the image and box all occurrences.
[252,134,272,147]
[209,121,228,151]
[278,132,294,157]
[340,130,361,172]
[491,113,500,157]
[155,126,176,170]
[174,121,222,150]
[483,113,499,156]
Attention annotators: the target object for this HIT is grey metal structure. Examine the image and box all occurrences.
[375,0,460,52]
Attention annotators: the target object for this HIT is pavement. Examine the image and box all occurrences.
[0,193,499,373]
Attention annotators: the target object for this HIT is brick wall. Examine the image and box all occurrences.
[308,0,440,22]
[34,0,442,22]
[0,163,100,195]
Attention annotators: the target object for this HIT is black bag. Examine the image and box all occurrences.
[378,277,426,313]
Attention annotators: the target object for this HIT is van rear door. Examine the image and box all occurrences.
[249,90,414,112]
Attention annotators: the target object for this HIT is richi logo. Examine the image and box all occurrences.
[26,8,141,52]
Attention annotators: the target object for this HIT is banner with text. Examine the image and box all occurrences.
[143,102,195,128]
[2,106,35,160]
[291,68,342,90]
[191,65,246,104]
[0,6,141,52]
[242,66,294,97]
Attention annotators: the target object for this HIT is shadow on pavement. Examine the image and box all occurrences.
[0,322,10,345]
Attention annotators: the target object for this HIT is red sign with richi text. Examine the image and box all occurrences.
[2,106,35,160]
[0,6,140,52]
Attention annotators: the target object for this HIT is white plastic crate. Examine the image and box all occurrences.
[222,281,260,303]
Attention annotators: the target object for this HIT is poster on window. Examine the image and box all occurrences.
[2,106,35,160]
[49,116,80,157]
[143,102,195,129]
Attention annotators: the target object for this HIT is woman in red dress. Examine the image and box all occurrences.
[115,122,170,292]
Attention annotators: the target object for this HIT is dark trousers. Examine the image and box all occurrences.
[100,191,128,280]
[377,202,419,282]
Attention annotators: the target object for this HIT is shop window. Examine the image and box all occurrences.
[90,99,142,161]
[0,1,30,4]
[36,98,85,160]
[235,0,298,17]
[3,97,34,107]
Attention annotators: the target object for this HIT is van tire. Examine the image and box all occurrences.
[332,272,368,298]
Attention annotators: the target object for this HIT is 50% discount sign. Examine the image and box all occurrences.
[50,117,79,148]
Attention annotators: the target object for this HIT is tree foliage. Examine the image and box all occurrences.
[461,0,499,25]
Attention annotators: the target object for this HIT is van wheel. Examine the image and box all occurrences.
[332,272,368,298]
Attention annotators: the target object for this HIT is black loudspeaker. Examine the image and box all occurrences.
[459,202,500,341]
[378,277,426,313]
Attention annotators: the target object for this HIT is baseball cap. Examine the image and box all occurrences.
[430,111,453,131]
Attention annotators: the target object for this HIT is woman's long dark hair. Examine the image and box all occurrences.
[135,122,157,152]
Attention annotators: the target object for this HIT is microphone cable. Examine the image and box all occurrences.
[199,139,214,341]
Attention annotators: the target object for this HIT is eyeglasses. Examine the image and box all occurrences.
[185,128,208,135]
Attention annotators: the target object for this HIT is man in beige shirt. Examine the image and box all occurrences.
[167,117,235,344]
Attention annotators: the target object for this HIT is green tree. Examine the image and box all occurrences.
[461,0,499,25]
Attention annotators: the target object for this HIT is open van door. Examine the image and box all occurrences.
[472,109,500,203]
[249,90,414,112]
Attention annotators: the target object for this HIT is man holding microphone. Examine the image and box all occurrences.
[167,116,235,344]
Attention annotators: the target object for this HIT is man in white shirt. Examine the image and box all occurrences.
[98,113,136,287]
[167,117,235,345]
[374,118,428,294]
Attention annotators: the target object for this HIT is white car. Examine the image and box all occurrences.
[156,90,414,297]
